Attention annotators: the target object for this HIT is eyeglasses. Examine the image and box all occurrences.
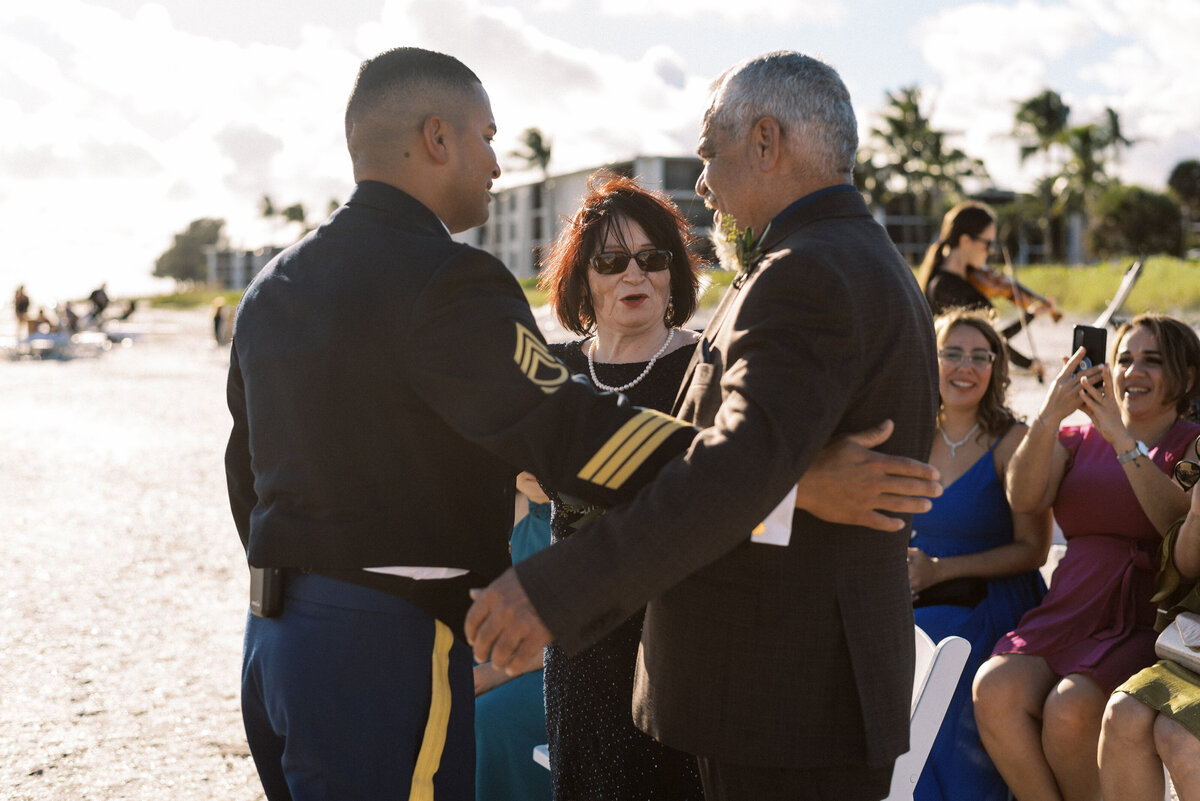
[589,249,673,275]
[938,347,997,368]
[970,235,996,250]
[1174,434,1200,492]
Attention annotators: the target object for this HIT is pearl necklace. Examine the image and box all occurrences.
[588,328,675,393]
[939,422,980,459]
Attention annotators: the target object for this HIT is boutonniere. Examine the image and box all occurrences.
[715,215,771,276]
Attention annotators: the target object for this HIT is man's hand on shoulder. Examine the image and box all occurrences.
[794,419,942,531]
[465,567,552,672]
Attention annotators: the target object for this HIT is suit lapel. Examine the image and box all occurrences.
[671,277,743,416]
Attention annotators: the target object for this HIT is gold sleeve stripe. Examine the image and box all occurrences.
[578,409,690,489]
[605,417,688,489]
[409,618,454,801]
[513,322,568,394]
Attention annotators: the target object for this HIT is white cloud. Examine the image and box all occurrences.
[596,0,845,23]
[2,0,1196,304]
[913,0,1199,192]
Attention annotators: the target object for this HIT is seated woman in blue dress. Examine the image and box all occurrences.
[474,471,553,801]
[907,308,1052,801]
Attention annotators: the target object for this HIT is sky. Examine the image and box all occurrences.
[3,0,1198,304]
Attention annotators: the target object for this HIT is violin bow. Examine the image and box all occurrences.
[1001,245,1044,384]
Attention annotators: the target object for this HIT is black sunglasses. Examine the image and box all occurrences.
[1174,434,1200,492]
[589,248,673,275]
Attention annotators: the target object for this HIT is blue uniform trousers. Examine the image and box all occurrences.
[241,572,474,800]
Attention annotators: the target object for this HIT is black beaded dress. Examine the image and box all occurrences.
[543,338,704,801]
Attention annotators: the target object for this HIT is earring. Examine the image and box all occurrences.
[664,299,674,326]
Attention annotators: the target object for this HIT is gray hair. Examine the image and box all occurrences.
[705,51,857,179]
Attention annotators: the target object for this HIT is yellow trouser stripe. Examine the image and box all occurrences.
[409,619,454,801]
[578,409,687,489]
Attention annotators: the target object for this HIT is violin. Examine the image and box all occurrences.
[967,264,1062,322]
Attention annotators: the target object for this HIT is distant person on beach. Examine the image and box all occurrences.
[226,47,941,801]
[13,284,30,337]
[30,307,55,334]
[89,283,109,320]
[58,302,79,334]
[467,50,938,801]
[918,201,1056,381]
[211,297,228,345]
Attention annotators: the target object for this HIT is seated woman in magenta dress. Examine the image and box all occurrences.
[974,313,1200,801]
[907,309,1050,801]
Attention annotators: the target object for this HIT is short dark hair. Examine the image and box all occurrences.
[344,47,481,144]
[539,171,700,336]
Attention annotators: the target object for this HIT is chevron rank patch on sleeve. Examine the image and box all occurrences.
[513,322,569,394]
[577,408,691,490]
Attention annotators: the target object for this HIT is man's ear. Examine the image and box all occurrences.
[424,115,451,165]
[751,117,782,171]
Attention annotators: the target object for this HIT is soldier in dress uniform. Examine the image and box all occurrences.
[227,47,940,801]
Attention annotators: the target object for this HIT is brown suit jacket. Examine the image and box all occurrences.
[516,187,937,769]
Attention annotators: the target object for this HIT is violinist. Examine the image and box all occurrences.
[918,201,1058,381]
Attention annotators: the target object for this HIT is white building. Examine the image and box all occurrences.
[454,155,713,277]
[204,246,282,290]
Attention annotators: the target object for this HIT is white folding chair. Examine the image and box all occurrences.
[885,625,971,801]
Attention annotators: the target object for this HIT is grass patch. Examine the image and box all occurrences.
[150,287,243,309]
[982,256,1200,318]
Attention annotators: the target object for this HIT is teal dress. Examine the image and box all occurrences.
[475,500,553,801]
[911,437,1047,801]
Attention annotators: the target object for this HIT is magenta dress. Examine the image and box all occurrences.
[993,418,1200,692]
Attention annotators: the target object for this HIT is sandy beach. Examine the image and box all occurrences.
[2,307,262,800]
[0,303,1165,799]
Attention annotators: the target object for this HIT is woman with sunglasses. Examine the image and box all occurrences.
[907,309,1052,801]
[974,313,1200,801]
[534,170,705,800]
[1099,436,1200,801]
[917,201,1054,380]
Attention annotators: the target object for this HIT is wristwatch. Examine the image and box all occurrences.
[1117,440,1150,465]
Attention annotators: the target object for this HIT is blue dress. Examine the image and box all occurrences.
[910,438,1046,801]
[475,501,554,801]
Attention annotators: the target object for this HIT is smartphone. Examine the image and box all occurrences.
[1072,324,1107,370]
[249,566,284,618]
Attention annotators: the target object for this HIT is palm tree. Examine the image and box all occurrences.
[1013,90,1071,261]
[510,127,552,178]
[1013,90,1070,165]
[862,86,987,217]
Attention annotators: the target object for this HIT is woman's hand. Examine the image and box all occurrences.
[515,471,549,505]
[907,546,940,596]
[1078,364,1128,446]
[1038,348,1103,427]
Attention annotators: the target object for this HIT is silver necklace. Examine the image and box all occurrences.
[939,422,980,458]
[587,328,675,393]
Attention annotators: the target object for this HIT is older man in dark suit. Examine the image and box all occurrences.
[468,51,938,800]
